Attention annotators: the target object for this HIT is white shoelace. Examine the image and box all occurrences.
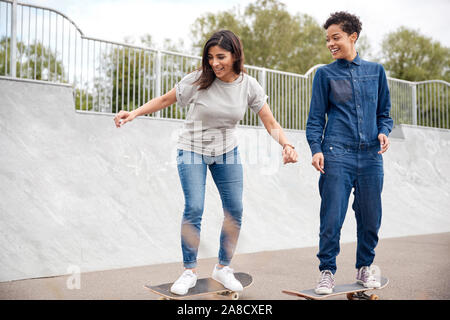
[221,266,234,274]
[318,271,334,288]
[218,266,236,280]
[360,266,377,282]
[175,271,196,286]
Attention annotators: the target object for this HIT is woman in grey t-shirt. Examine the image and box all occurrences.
[114,30,297,295]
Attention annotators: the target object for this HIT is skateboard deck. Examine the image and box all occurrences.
[282,277,388,300]
[145,272,253,300]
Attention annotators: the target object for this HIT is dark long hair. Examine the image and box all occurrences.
[194,30,246,90]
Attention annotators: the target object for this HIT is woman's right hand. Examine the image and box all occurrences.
[311,152,325,174]
[114,110,136,128]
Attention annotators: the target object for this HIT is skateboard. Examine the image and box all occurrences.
[282,277,388,300]
[145,272,253,300]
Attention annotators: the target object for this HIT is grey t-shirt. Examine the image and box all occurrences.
[176,70,267,156]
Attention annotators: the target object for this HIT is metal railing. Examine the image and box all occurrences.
[414,80,449,128]
[1,0,448,130]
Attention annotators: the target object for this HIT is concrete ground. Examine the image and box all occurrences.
[1,232,449,300]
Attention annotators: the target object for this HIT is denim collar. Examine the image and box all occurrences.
[337,53,361,67]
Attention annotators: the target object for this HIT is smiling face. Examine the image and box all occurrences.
[207,45,237,82]
[326,24,358,61]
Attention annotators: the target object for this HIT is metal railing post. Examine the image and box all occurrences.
[10,0,17,78]
[259,68,266,126]
[411,83,417,125]
[154,49,162,117]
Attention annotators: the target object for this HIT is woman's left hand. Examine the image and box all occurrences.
[282,145,298,164]
[378,134,390,154]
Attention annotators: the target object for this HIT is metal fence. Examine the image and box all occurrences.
[1,0,448,130]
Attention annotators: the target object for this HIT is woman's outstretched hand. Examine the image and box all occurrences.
[114,110,136,128]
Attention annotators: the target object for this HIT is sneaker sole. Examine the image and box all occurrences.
[212,275,243,292]
[315,288,333,295]
[357,280,381,288]
[170,279,197,295]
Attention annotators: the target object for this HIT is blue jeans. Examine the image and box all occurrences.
[317,140,383,274]
[177,147,243,269]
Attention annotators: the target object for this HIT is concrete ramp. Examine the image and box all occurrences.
[1,77,449,282]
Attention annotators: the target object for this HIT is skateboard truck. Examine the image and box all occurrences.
[346,291,379,300]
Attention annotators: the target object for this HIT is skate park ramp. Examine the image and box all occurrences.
[1,77,449,282]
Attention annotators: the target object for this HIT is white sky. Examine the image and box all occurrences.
[20,0,450,59]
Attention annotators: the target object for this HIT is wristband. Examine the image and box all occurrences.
[283,143,295,150]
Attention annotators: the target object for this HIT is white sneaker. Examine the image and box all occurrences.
[170,269,197,295]
[314,270,335,295]
[356,266,381,288]
[212,265,243,292]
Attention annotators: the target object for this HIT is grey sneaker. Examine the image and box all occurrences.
[356,266,381,288]
[315,270,335,295]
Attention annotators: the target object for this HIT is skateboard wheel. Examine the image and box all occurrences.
[231,292,239,300]
[346,293,355,300]
[369,294,379,300]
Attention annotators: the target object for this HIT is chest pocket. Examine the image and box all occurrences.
[330,79,352,104]
[360,76,378,103]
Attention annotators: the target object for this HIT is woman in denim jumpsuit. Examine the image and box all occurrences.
[306,12,393,294]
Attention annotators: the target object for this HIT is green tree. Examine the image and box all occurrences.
[190,0,336,129]
[98,35,198,116]
[191,8,246,53]
[381,27,450,82]
[381,27,449,129]
[104,44,152,114]
[0,37,98,112]
[1,36,65,82]
[191,0,333,74]
[355,34,372,61]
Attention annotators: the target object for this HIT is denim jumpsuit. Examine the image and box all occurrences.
[306,54,393,274]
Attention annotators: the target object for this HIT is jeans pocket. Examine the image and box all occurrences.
[177,149,185,165]
[323,143,347,158]
[369,150,383,161]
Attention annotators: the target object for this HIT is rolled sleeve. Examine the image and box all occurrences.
[248,77,268,114]
[175,71,200,108]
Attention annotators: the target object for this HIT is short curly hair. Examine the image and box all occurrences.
[323,11,362,41]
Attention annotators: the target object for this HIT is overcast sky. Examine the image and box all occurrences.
[20,0,450,60]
